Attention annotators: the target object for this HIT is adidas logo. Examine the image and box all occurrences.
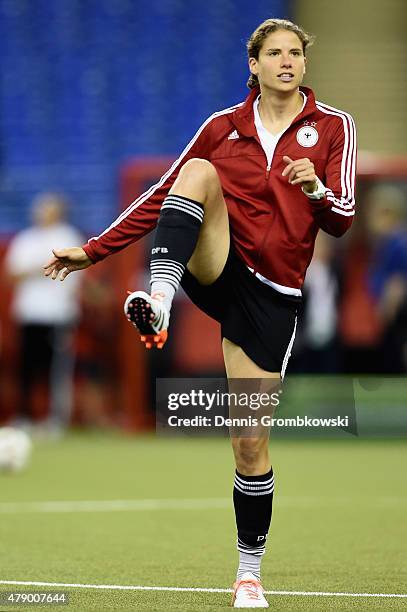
[227,130,239,140]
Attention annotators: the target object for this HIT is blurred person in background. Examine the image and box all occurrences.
[5,193,84,434]
[43,18,356,608]
[293,232,342,372]
[367,184,407,373]
[75,264,120,428]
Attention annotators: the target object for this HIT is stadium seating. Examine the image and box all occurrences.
[0,0,288,235]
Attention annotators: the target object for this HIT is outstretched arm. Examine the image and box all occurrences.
[44,115,215,280]
[44,113,216,281]
[82,116,217,264]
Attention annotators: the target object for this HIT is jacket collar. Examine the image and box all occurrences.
[230,86,318,137]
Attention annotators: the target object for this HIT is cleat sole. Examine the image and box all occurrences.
[124,291,168,349]
[127,296,156,335]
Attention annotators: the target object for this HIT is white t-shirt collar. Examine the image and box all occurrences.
[253,91,307,137]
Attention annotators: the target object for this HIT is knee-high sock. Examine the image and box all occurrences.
[233,469,274,580]
[150,194,204,313]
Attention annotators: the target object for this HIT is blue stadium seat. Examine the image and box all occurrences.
[0,0,290,235]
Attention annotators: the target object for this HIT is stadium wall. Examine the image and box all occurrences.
[296,0,407,154]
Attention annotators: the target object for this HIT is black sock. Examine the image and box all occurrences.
[233,468,274,557]
[150,194,204,310]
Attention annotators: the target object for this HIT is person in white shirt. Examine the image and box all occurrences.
[5,192,84,431]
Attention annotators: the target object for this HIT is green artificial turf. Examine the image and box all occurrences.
[0,432,406,610]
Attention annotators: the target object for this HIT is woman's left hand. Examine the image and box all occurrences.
[282,156,318,193]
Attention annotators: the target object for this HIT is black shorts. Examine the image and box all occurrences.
[180,247,301,373]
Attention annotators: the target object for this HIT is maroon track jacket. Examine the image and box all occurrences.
[83,86,356,291]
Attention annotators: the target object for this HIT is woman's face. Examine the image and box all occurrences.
[249,29,306,93]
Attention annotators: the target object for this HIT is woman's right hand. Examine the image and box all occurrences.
[43,247,93,281]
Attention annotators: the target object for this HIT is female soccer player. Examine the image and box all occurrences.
[45,18,356,608]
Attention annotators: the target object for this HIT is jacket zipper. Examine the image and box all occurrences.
[266,163,271,179]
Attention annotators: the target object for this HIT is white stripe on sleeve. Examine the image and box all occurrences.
[87,103,243,244]
[316,103,356,215]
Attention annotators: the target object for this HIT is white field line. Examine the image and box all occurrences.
[0,498,230,513]
[0,496,405,514]
[0,580,406,599]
